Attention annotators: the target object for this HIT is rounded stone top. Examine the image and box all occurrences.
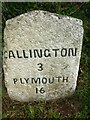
[6,10,83,27]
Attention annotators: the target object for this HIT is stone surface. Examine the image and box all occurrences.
[3,10,84,102]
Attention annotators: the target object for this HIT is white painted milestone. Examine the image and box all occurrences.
[3,10,84,102]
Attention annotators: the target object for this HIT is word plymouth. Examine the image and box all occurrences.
[4,48,77,59]
[13,76,69,85]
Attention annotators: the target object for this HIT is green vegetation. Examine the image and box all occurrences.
[0,3,2,62]
[2,2,90,119]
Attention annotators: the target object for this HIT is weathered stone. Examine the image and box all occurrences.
[3,10,84,102]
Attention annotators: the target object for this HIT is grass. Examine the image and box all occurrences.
[0,2,2,63]
[1,2,90,119]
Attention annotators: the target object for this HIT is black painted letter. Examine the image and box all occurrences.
[44,49,51,57]
[9,50,15,58]
[52,49,59,57]
[34,49,42,58]
[61,48,67,57]
[68,48,77,56]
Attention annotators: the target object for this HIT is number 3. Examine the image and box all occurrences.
[37,63,43,71]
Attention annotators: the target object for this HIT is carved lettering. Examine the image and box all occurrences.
[6,48,78,59]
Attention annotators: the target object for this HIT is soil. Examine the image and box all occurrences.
[2,86,81,119]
